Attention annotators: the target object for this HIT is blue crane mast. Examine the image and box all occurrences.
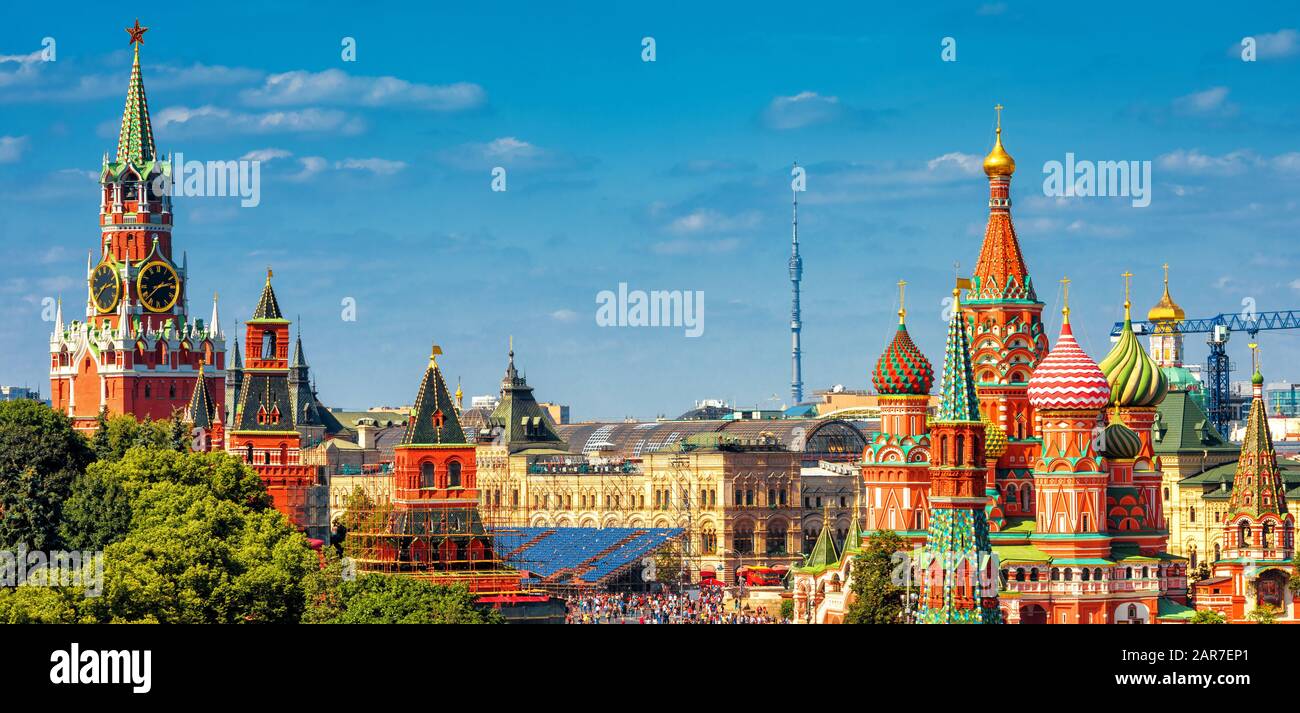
[1110,310,1300,437]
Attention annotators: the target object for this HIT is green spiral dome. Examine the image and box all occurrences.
[1100,422,1143,460]
[1099,315,1168,407]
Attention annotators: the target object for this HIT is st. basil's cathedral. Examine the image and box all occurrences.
[793,112,1294,625]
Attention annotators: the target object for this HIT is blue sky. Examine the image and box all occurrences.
[2,2,1298,419]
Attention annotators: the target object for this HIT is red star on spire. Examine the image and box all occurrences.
[126,19,148,45]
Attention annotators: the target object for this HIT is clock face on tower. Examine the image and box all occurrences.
[89,262,122,314]
[137,261,180,312]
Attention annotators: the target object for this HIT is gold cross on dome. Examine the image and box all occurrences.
[1060,276,1071,322]
[897,280,907,322]
[994,104,1004,130]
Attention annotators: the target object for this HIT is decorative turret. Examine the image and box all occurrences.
[873,280,934,396]
[400,344,467,447]
[1147,264,1187,369]
[1027,278,1111,412]
[971,105,1035,303]
[919,279,1001,624]
[1219,345,1294,567]
[1101,272,1169,408]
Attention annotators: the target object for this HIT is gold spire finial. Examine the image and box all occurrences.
[983,104,1015,177]
[1060,276,1071,324]
[897,279,907,324]
[266,267,273,283]
[429,342,443,367]
[1163,263,1170,287]
[1121,271,1133,319]
[1250,342,1259,371]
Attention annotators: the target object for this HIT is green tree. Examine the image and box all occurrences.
[1247,604,1279,624]
[304,570,504,624]
[0,400,94,549]
[844,530,908,624]
[89,413,175,462]
[0,580,94,624]
[62,448,272,549]
[1190,609,1227,624]
[82,481,316,623]
[779,597,795,622]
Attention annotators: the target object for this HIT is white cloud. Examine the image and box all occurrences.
[1289,279,1300,290]
[1232,29,1300,60]
[152,105,365,136]
[667,209,761,235]
[241,69,485,111]
[289,157,328,182]
[1172,86,1236,117]
[240,148,293,163]
[926,152,983,176]
[550,309,579,322]
[1156,148,1258,175]
[977,3,1008,15]
[0,135,29,162]
[336,158,407,175]
[762,91,845,130]
[652,237,742,256]
[439,136,588,172]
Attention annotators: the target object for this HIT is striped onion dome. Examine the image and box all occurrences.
[1028,322,1111,411]
[1100,422,1142,460]
[1099,312,1168,407]
[981,410,1008,460]
[872,322,934,396]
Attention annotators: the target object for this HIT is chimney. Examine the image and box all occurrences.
[357,422,375,450]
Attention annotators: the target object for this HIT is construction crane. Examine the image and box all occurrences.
[1110,309,1300,437]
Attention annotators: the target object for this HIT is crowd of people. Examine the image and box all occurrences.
[564,587,783,624]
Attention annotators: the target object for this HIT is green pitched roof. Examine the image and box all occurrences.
[802,520,840,570]
[1226,383,1288,518]
[250,272,285,321]
[487,347,567,453]
[401,351,467,446]
[842,518,864,553]
[116,45,156,164]
[186,363,216,429]
[1157,597,1197,620]
[936,293,981,422]
[1153,390,1236,455]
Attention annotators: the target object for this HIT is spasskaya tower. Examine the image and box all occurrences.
[49,20,226,431]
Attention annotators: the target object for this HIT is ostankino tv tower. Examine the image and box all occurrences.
[789,163,804,405]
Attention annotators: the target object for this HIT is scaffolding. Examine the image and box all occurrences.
[337,483,526,595]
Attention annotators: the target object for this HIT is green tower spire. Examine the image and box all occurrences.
[936,285,981,423]
[117,20,156,165]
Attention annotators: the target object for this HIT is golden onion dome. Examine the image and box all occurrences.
[983,105,1015,177]
[1146,265,1185,323]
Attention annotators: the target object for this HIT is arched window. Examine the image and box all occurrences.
[279,443,288,465]
[1262,521,1274,548]
[1093,568,1103,581]
[955,435,965,464]
[1064,568,1074,581]
[1019,483,1031,511]
[1015,568,1025,582]
[261,330,277,360]
[244,444,253,463]
[734,524,754,555]
[1238,521,1251,548]
[448,460,462,488]
[1051,568,1060,581]
[1189,506,1196,523]
[766,522,788,554]
[144,383,152,398]
[1029,568,1039,582]
[701,525,717,554]
[420,462,435,489]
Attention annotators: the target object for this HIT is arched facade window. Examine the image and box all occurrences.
[261,330,277,359]
[420,462,435,489]
[766,521,787,555]
[734,524,754,555]
[448,460,462,488]
[700,525,717,554]
[1238,521,1251,548]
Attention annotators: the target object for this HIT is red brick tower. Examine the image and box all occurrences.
[49,20,226,431]
[862,280,934,541]
[225,270,330,539]
[375,343,521,593]
[963,107,1049,523]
